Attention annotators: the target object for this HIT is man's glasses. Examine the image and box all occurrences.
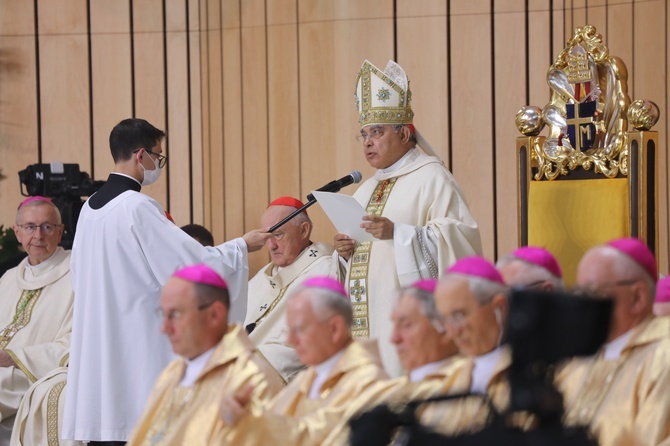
[134,149,168,168]
[156,300,215,322]
[16,223,62,235]
[572,279,639,298]
[356,127,385,143]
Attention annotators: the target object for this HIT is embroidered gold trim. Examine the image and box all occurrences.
[348,178,397,338]
[254,286,290,328]
[6,350,38,382]
[0,288,43,349]
[47,381,66,446]
[59,353,70,367]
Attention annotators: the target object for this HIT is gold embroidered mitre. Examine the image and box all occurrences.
[355,60,414,127]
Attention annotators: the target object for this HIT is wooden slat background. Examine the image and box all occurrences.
[1,0,668,278]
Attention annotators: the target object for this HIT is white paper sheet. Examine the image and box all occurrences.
[310,191,376,242]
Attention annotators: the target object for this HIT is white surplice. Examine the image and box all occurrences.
[64,188,250,442]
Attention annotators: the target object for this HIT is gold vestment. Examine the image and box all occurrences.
[220,339,388,445]
[322,356,464,445]
[557,316,670,446]
[126,325,283,446]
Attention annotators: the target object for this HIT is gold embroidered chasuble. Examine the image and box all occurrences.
[343,150,482,376]
[0,247,73,424]
[219,339,388,445]
[418,347,517,435]
[126,325,283,446]
[322,355,464,445]
[246,242,343,382]
[557,316,670,446]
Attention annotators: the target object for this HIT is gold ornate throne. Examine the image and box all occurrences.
[516,25,659,285]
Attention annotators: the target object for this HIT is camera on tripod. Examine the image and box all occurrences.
[18,163,104,249]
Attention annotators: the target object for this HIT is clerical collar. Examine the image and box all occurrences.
[111,172,142,185]
[409,357,450,383]
[603,329,634,360]
[378,147,419,174]
[89,173,142,209]
[470,346,504,394]
[308,349,345,399]
[25,248,60,271]
[179,346,216,387]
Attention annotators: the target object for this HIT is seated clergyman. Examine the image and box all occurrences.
[127,264,283,446]
[420,256,516,434]
[557,238,670,446]
[0,196,74,444]
[218,276,387,445]
[245,196,343,381]
[322,279,462,445]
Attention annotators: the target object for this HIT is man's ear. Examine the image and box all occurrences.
[400,126,412,144]
[299,221,310,238]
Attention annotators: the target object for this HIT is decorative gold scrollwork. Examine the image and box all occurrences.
[516,25,658,181]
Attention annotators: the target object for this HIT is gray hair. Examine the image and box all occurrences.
[496,255,565,291]
[288,284,353,327]
[396,285,444,332]
[392,124,417,144]
[16,199,62,225]
[598,246,657,302]
[461,275,508,305]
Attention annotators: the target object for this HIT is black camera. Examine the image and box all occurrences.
[349,290,612,446]
[18,163,104,249]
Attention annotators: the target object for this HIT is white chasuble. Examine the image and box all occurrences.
[0,247,73,426]
[344,149,482,375]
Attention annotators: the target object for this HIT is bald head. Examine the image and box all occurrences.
[577,245,656,341]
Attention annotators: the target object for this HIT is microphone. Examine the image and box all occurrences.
[307,170,362,201]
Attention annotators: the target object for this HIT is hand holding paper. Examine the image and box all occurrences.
[311,191,376,243]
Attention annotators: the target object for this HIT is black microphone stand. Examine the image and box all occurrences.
[267,198,318,233]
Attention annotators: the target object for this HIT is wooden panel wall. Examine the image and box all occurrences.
[0,0,668,277]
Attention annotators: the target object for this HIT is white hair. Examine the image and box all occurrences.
[396,285,443,332]
[288,284,353,327]
[16,199,62,225]
[595,246,657,302]
[496,255,565,291]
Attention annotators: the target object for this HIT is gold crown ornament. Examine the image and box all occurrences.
[355,60,414,127]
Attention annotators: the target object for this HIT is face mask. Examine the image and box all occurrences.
[141,155,163,186]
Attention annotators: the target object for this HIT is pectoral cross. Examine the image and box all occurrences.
[350,280,366,302]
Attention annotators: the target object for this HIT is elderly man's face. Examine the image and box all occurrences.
[286,290,340,366]
[577,248,647,342]
[390,293,453,372]
[159,277,221,360]
[13,203,64,266]
[359,124,410,169]
[435,277,502,357]
[260,206,310,268]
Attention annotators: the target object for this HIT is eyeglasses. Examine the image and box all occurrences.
[156,300,214,322]
[134,149,168,168]
[572,279,639,298]
[441,310,468,328]
[355,125,403,143]
[16,223,62,235]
